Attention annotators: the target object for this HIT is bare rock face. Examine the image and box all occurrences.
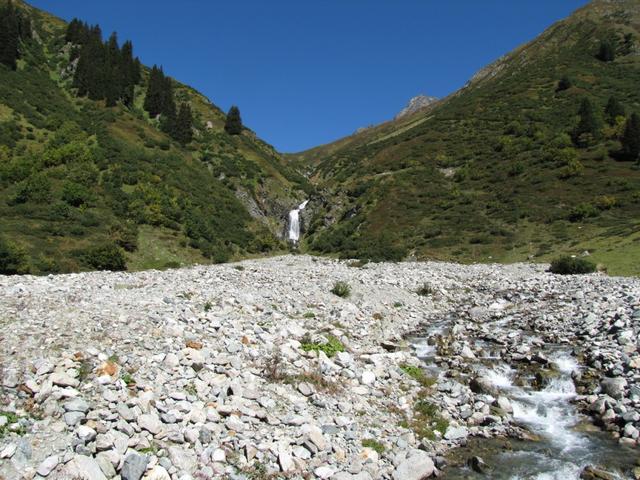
[395,94,438,120]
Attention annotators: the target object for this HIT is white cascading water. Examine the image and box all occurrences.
[288,200,309,243]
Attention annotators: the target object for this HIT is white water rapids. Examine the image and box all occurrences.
[410,330,633,479]
[288,200,309,243]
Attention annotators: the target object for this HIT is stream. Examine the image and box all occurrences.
[410,318,637,479]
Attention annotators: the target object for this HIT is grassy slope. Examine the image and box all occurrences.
[290,0,640,276]
[0,0,309,273]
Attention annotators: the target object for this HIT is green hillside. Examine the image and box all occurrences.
[291,0,640,276]
[0,0,310,274]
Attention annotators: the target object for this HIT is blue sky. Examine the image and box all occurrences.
[29,0,589,153]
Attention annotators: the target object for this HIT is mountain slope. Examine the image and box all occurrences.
[291,0,640,276]
[0,0,309,273]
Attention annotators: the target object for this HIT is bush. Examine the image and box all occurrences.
[77,243,127,271]
[331,281,351,298]
[301,334,345,358]
[62,181,93,207]
[549,256,596,275]
[416,283,436,296]
[0,238,29,275]
[568,203,598,222]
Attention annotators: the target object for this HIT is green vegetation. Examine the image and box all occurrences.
[0,1,308,274]
[0,411,26,437]
[301,334,345,358]
[224,106,243,135]
[549,256,597,275]
[361,438,385,454]
[0,236,28,274]
[121,372,136,386]
[409,399,449,441]
[330,281,351,298]
[400,364,436,388]
[292,1,640,276]
[0,0,30,70]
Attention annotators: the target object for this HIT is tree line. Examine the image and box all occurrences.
[0,0,31,70]
[66,19,141,107]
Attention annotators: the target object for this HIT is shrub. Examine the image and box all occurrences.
[62,181,93,207]
[77,243,127,271]
[331,281,351,298]
[568,203,598,222]
[0,238,29,275]
[549,256,597,275]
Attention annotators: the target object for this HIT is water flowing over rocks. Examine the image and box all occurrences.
[0,255,639,479]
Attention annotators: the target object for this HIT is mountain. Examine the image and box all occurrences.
[290,0,640,276]
[395,94,439,120]
[0,0,310,274]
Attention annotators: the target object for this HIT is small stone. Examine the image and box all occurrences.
[76,425,97,442]
[51,372,79,388]
[393,450,435,480]
[314,465,335,479]
[64,398,90,413]
[138,413,163,435]
[121,452,148,480]
[298,382,314,396]
[361,371,376,385]
[37,455,59,477]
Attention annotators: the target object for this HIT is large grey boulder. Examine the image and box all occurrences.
[393,450,435,480]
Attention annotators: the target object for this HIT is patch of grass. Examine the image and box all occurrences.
[400,364,436,388]
[286,370,342,394]
[408,398,449,441]
[303,311,316,318]
[185,383,197,396]
[121,372,136,387]
[361,438,385,454]
[0,412,25,438]
[549,255,597,274]
[331,281,351,298]
[301,334,345,358]
[203,301,213,312]
[393,301,403,308]
[233,265,245,271]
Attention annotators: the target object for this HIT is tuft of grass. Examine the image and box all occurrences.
[400,364,436,388]
[203,301,213,312]
[285,370,342,394]
[393,301,403,308]
[361,438,385,454]
[549,256,597,274]
[301,334,345,358]
[0,412,25,438]
[233,265,245,271]
[331,281,351,298]
[303,311,316,318]
[408,398,449,441]
[121,372,136,387]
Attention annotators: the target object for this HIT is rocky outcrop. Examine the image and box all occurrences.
[395,95,438,120]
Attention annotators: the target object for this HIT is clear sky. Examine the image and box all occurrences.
[28,0,589,153]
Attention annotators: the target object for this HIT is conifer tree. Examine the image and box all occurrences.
[572,98,600,146]
[556,75,572,92]
[0,1,23,70]
[597,40,615,62]
[143,65,165,117]
[174,103,194,144]
[621,113,640,161]
[604,97,625,125]
[224,106,243,135]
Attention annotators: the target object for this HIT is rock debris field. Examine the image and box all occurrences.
[0,255,639,479]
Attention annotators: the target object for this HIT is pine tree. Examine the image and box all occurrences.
[573,98,600,146]
[621,113,640,161]
[597,40,615,62]
[224,106,243,135]
[556,75,572,92]
[0,1,21,70]
[143,65,164,117]
[174,103,193,144]
[605,97,625,125]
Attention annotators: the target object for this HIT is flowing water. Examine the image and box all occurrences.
[288,200,309,243]
[410,325,636,479]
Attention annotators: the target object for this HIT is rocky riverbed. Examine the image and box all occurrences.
[0,255,638,480]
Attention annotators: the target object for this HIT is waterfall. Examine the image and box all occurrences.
[288,200,309,243]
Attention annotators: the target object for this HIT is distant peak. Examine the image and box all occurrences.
[395,94,438,120]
